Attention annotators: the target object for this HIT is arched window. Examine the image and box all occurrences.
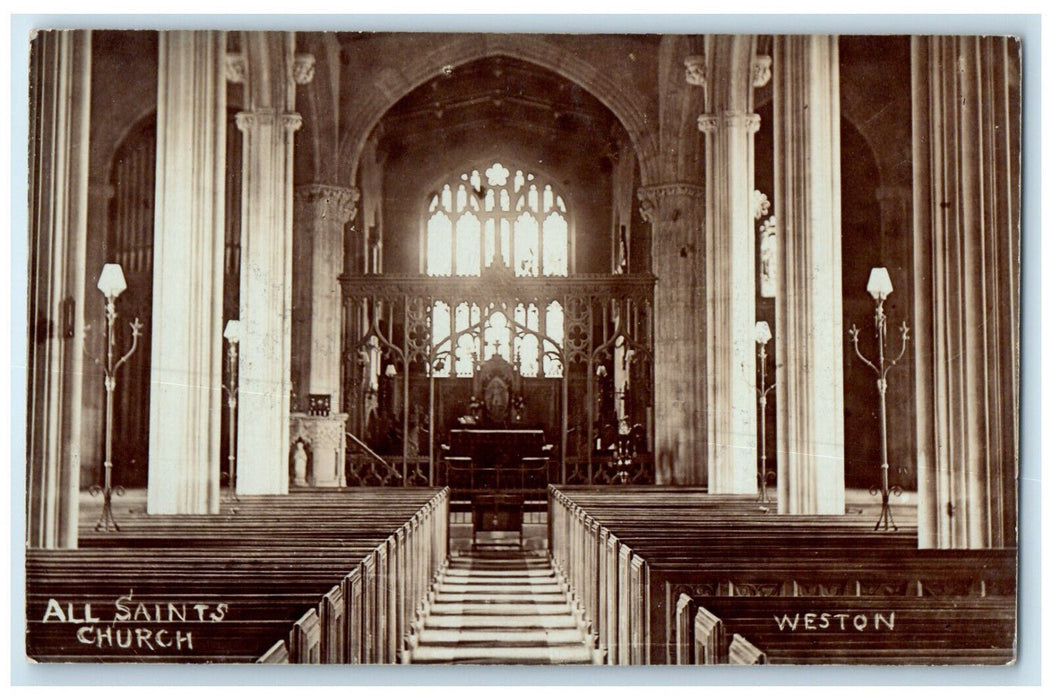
[426,162,568,378]
[426,162,569,277]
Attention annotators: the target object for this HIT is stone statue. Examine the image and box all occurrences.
[292,439,308,486]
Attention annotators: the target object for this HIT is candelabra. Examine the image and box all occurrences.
[848,267,910,532]
[221,320,240,500]
[86,264,142,532]
[753,321,776,505]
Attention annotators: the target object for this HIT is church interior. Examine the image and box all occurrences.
[26,30,1020,666]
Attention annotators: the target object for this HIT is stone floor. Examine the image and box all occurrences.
[406,547,594,664]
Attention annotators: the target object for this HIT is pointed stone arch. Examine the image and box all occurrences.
[337,34,660,187]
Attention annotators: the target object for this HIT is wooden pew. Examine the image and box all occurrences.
[27,620,307,662]
[258,639,290,664]
[687,596,1015,665]
[27,488,450,664]
[27,548,373,662]
[728,634,766,665]
[548,485,1016,666]
[290,609,322,664]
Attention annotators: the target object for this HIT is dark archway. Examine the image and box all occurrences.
[104,108,244,489]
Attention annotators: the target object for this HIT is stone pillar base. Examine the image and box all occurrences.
[290,413,348,487]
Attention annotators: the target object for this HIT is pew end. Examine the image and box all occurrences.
[258,639,290,664]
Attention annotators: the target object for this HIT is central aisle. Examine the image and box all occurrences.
[407,549,594,664]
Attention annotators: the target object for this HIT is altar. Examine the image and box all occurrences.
[442,427,552,495]
[437,357,554,544]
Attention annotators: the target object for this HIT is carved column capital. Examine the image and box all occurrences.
[234,111,256,132]
[294,53,316,85]
[637,183,705,224]
[752,55,772,88]
[283,113,303,132]
[684,54,707,87]
[225,51,312,85]
[727,112,762,133]
[235,110,303,133]
[225,53,246,83]
[295,184,361,225]
[699,112,761,134]
[697,114,720,134]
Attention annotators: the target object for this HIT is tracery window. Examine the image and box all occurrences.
[426,162,569,378]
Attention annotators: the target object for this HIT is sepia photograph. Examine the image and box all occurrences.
[20,20,1023,672]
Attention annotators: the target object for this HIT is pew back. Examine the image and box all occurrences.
[27,488,450,664]
[549,485,1017,666]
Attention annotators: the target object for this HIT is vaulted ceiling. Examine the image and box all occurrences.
[375,55,627,168]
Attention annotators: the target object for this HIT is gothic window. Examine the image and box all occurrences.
[426,162,568,378]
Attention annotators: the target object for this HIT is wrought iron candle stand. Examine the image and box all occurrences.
[848,267,910,532]
[86,264,142,532]
[221,320,240,501]
[753,321,777,505]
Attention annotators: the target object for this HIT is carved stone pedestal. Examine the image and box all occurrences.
[290,413,348,487]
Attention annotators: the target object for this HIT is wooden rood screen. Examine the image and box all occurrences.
[548,485,1017,666]
[26,488,449,663]
[339,268,656,489]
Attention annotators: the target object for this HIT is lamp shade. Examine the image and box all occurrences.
[866,267,894,300]
[223,320,240,343]
[754,321,772,345]
[385,364,397,377]
[97,263,127,298]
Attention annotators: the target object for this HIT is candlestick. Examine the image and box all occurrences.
[848,267,911,531]
[86,264,142,532]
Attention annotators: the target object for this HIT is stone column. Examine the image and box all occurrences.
[146,31,227,514]
[700,111,761,494]
[234,32,309,495]
[773,35,846,515]
[637,184,706,485]
[292,184,359,408]
[911,36,1019,549]
[290,184,358,487]
[27,30,91,547]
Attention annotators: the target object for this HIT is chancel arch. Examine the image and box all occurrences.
[336,34,661,188]
[338,56,656,488]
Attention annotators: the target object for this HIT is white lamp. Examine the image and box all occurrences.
[224,319,241,344]
[97,263,128,299]
[754,320,772,346]
[866,267,894,301]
